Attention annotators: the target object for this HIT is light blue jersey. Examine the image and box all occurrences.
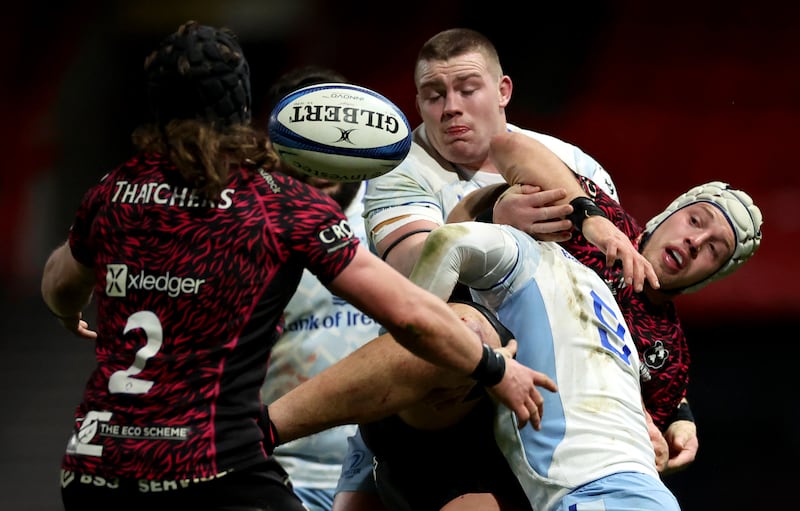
[407,222,680,511]
[477,227,671,510]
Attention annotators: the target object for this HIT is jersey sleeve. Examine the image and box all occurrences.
[68,172,116,266]
[258,172,359,285]
[409,222,520,300]
[363,131,461,249]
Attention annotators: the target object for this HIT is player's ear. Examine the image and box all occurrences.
[498,75,512,107]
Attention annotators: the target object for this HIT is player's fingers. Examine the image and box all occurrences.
[620,253,639,292]
[634,267,644,293]
[534,372,558,393]
[619,249,642,291]
[516,399,538,431]
[529,396,542,430]
[77,322,98,340]
[605,244,619,270]
[515,404,530,430]
[517,184,543,194]
[502,339,518,358]
[540,204,573,220]
[645,261,660,290]
[630,254,657,292]
[529,219,572,235]
[527,188,569,207]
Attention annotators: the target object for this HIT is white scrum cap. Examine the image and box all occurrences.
[643,181,763,294]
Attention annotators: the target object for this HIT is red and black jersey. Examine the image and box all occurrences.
[561,176,689,431]
[64,153,358,480]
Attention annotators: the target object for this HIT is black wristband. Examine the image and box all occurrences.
[566,196,607,232]
[470,343,506,387]
[674,400,695,423]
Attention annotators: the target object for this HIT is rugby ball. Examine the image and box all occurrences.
[268,83,412,182]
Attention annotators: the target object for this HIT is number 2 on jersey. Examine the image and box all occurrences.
[108,311,162,394]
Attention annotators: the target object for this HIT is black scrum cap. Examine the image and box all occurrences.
[144,21,251,127]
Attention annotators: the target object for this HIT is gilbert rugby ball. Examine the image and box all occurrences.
[268,83,412,182]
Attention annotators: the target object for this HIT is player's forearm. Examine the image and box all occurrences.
[269,333,444,443]
[489,132,586,204]
[41,242,95,318]
[333,247,485,378]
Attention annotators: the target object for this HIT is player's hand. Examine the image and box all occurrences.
[494,341,516,361]
[662,420,698,475]
[489,340,557,430]
[580,216,659,292]
[494,184,573,242]
[56,312,98,340]
[646,411,669,472]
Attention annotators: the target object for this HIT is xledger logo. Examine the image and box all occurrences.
[106,264,206,298]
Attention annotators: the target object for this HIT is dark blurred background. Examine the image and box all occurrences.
[2,1,797,509]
